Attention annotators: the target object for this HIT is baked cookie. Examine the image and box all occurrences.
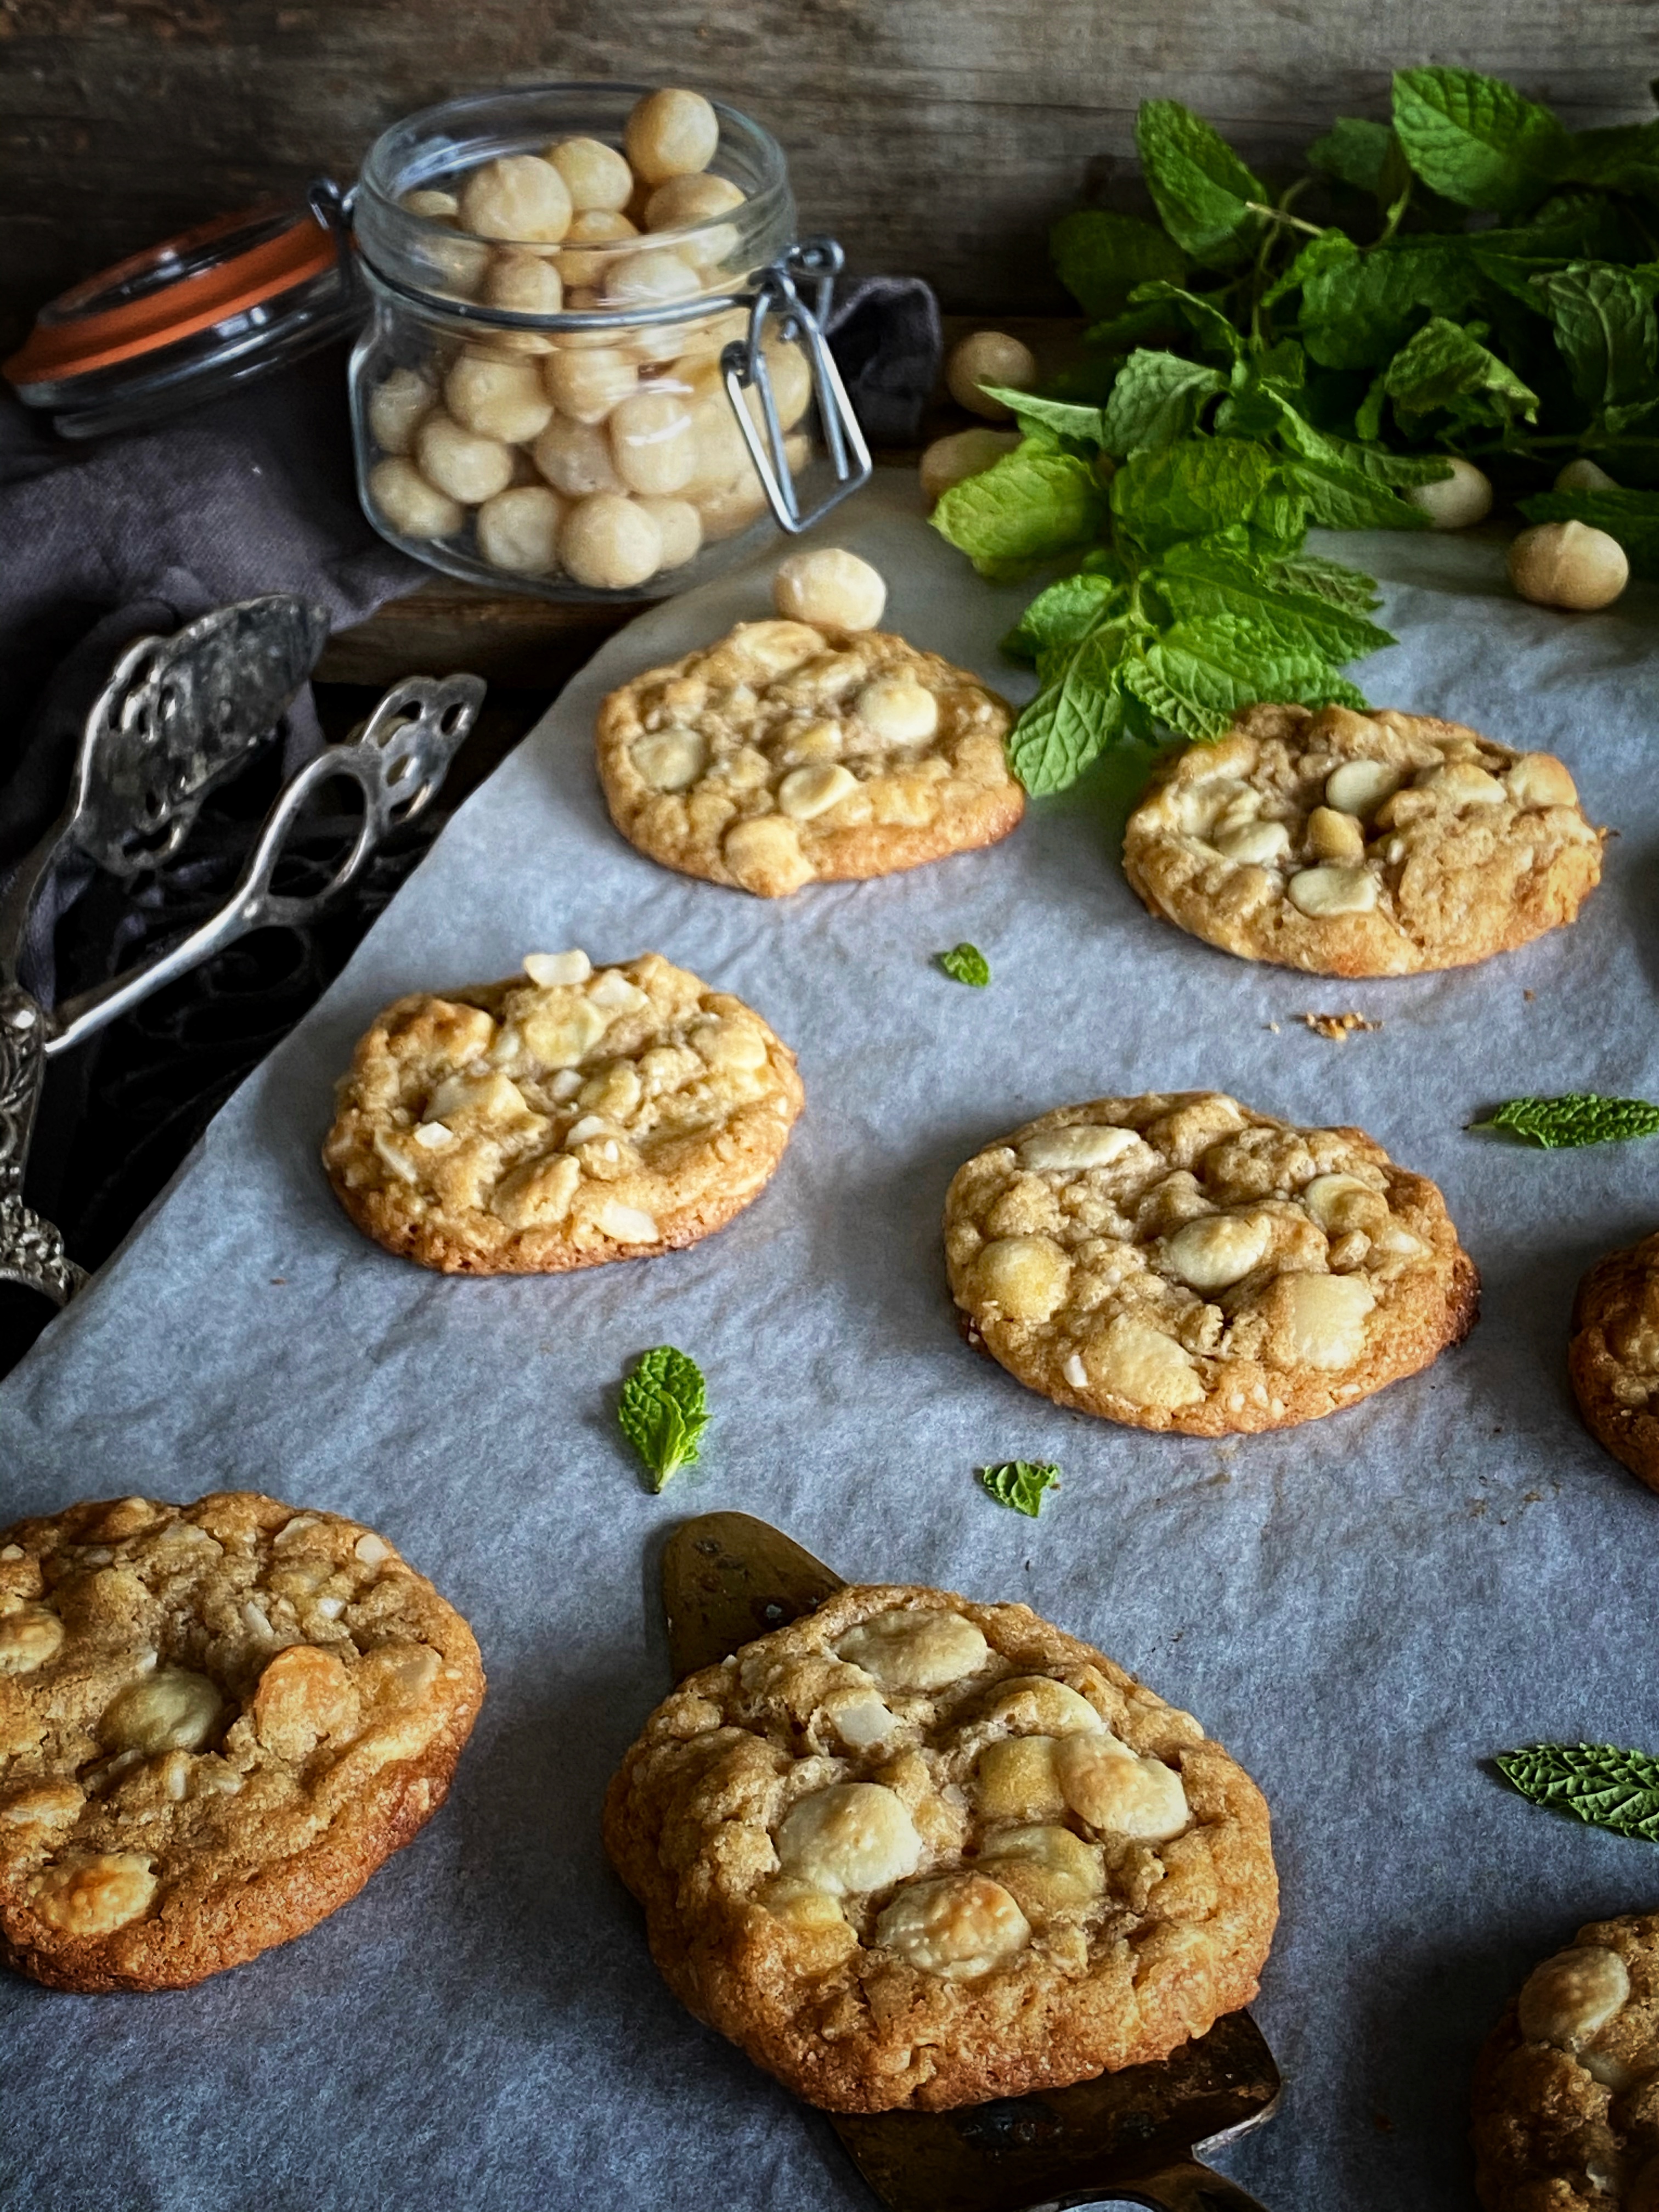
[595,618,1021,895]
[323,949,803,1274]
[1122,701,1602,977]
[1569,1233,1659,1493]
[1472,1914,1659,2210]
[945,1090,1477,1436]
[604,1581,1276,2112]
[0,1491,483,1993]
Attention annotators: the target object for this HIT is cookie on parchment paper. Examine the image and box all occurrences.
[595,618,1022,896]
[0,1491,483,1993]
[1472,1914,1659,2211]
[1570,1231,1659,1494]
[1122,701,1601,977]
[604,1581,1276,2112]
[944,1090,1477,1436]
[323,949,803,1275]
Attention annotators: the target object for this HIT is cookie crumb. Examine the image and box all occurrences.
[1296,1011,1381,1041]
[1524,990,1536,1002]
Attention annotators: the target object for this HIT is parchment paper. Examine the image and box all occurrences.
[2,475,1658,2212]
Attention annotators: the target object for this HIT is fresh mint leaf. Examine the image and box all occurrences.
[1533,263,1658,411]
[1517,485,1659,577]
[1260,228,1358,312]
[1122,611,1348,741]
[1111,437,1280,552]
[979,1461,1061,1518]
[1285,453,1432,529]
[1270,551,1386,613]
[1308,117,1404,199]
[1001,571,1120,663]
[1006,624,1131,793]
[1136,99,1265,267]
[1154,537,1395,661]
[1111,280,1244,359]
[1392,66,1565,215]
[1383,315,1541,425]
[932,448,1109,575]
[1552,120,1659,198]
[618,1347,709,1492]
[1099,350,1227,456]
[1497,1742,1659,1842]
[1052,208,1187,319]
[1299,238,1482,369]
[978,386,1107,443]
[1471,1093,1659,1148]
[938,943,991,987]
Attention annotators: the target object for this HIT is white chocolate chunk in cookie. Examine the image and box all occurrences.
[836,1609,990,1694]
[1018,1125,1143,1173]
[1057,1735,1190,1842]
[1518,1946,1630,2049]
[876,1872,1031,1979]
[776,1782,923,1894]
[101,1668,222,1755]
[980,1823,1107,1908]
[975,1735,1068,1819]
[28,1852,157,1936]
[0,1603,64,1673]
[1086,1316,1205,1409]
[1163,1213,1270,1292]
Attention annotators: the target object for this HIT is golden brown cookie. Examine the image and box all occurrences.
[1122,701,1602,977]
[944,1090,1478,1436]
[1569,1233,1659,1493]
[323,949,803,1275]
[1472,1914,1659,2210]
[603,1581,1276,2112]
[0,1491,484,1994]
[595,618,1022,895]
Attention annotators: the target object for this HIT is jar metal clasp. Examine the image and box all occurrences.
[720,240,872,534]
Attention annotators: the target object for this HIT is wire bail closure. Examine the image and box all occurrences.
[721,240,872,534]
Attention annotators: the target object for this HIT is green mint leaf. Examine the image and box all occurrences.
[1269,551,1385,614]
[1121,611,1346,743]
[1532,263,1659,411]
[1517,485,1659,578]
[1135,99,1266,268]
[1497,1742,1659,1842]
[1472,1094,1659,1148]
[1392,66,1565,214]
[977,386,1107,444]
[938,943,991,988]
[1099,350,1227,458]
[1605,395,1659,435]
[1260,228,1358,312]
[1051,207,1187,319]
[1299,238,1482,370]
[1001,571,1121,663]
[1552,121,1659,198]
[979,1462,1061,1519]
[1113,280,1243,359]
[1111,437,1279,553]
[618,1347,710,1491]
[1284,453,1431,530]
[1006,625,1130,793]
[1154,537,1395,662]
[1308,117,1408,201]
[1383,315,1541,426]
[932,448,1109,576]
[1355,370,1388,443]
[1271,406,1454,488]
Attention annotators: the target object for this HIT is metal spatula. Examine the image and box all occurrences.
[661,1513,1280,2212]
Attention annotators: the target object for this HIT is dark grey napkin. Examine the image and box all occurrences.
[826,274,942,445]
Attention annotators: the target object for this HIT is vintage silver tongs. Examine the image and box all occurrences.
[0,593,484,1308]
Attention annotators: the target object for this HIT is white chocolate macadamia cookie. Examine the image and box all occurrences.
[945,1091,1478,1436]
[596,619,1022,896]
[1122,702,1602,977]
[604,1582,1277,2112]
[1473,1914,1659,2211]
[322,951,803,1275]
[0,1491,483,1993]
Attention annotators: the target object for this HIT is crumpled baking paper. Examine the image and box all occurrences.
[2,475,1658,2212]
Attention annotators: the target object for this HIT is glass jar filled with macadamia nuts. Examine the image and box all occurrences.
[349,83,870,599]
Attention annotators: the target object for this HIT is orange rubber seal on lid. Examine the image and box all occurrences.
[2,208,338,386]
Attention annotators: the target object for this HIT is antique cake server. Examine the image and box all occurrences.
[661,1511,1280,2212]
[0,592,483,1307]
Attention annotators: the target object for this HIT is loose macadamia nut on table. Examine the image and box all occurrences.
[772,548,887,630]
[946,330,1038,419]
[1509,520,1629,610]
[1404,456,1493,529]
[459,153,573,243]
[624,87,719,186]
[920,426,1021,505]
[1556,456,1620,494]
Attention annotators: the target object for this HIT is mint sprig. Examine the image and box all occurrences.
[979,1462,1062,1517]
[1471,1094,1659,1148]
[1497,1742,1659,1842]
[618,1347,709,1492]
[938,943,991,987]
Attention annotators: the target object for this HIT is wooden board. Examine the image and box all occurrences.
[4,2,1657,346]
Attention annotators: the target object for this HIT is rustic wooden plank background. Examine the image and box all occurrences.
[4,0,1659,343]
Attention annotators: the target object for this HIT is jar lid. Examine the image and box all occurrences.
[3,196,360,437]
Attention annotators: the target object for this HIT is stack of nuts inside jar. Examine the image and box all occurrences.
[365,88,813,592]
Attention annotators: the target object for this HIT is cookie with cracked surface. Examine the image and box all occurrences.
[603,1581,1276,2112]
[594,618,1022,896]
[1569,1233,1659,1494]
[0,1491,483,1993]
[1122,701,1602,977]
[1472,1914,1659,2210]
[323,948,803,1274]
[944,1090,1477,1436]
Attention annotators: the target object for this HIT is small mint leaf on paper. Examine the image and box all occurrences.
[1497,1742,1659,1842]
[1391,65,1565,215]
[979,1462,1061,1519]
[1471,1094,1659,1149]
[938,943,991,988]
[618,1346,709,1492]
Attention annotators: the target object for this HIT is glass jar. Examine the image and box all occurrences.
[349,83,870,601]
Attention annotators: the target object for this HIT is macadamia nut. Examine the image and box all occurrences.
[644,171,744,232]
[415,412,516,505]
[476,484,565,575]
[483,251,565,318]
[445,352,554,444]
[625,87,719,186]
[1404,457,1492,530]
[403,187,460,221]
[919,426,1020,505]
[560,492,664,589]
[369,456,465,540]
[543,347,637,425]
[1555,456,1619,493]
[947,330,1038,420]
[558,209,639,286]
[459,154,573,244]
[545,136,634,213]
[772,548,887,630]
[533,415,625,497]
[635,497,703,569]
[1508,520,1629,610]
[610,388,697,495]
[368,368,435,457]
[603,247,701,310]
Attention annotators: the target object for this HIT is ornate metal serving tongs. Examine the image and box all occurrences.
[661,1514,1281,2212]
[0,594,484,1308]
